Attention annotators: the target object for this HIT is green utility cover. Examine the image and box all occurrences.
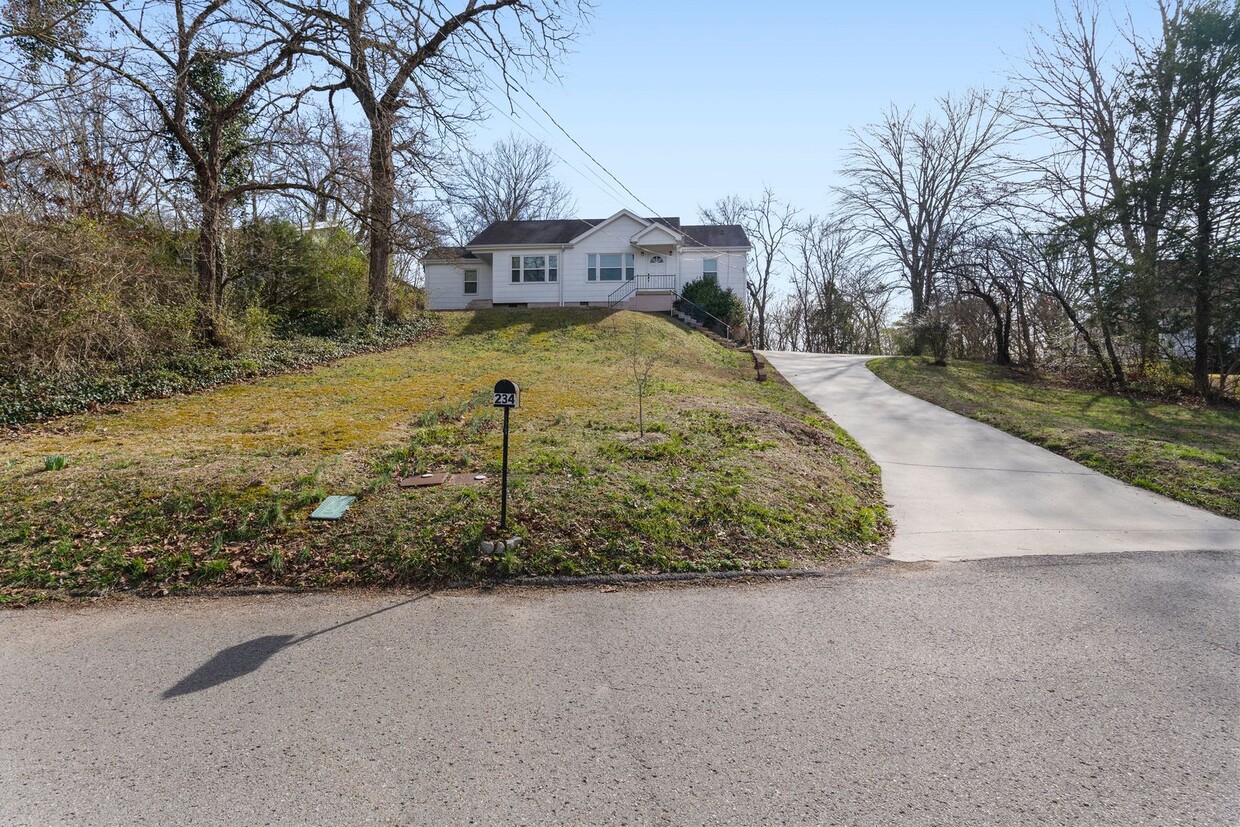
[309,495,356,520]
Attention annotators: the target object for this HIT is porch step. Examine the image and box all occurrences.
[672,311,700,327]
[670,311,744,351]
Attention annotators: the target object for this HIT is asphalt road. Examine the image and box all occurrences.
[3,551,1237,826]
[762,353,1240,562]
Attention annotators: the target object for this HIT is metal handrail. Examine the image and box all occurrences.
[607,274,680,308]
[634,274,675,292]
[673,294,732,342]
[606,279,637,307]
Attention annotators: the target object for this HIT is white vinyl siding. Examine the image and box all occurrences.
[483,247,748,307]
[679,250,747,303]
[424,260,492,309]
[426,214,749,309]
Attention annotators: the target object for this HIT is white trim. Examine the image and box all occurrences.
[507,251,560,284]
[567,209,657,246]
[463,243,562,251]
[630,223,683,245]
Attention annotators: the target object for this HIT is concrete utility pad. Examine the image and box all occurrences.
[764,352,1240,562]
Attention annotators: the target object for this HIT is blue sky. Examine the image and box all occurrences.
[468,0,1159,222]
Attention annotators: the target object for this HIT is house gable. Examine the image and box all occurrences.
[568,209,664,247]
[631,223,682,247]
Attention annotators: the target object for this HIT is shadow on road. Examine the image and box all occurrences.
[162,593,428,699]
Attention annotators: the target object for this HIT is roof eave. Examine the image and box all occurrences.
[567,208,652,245]
[465,242,572,252]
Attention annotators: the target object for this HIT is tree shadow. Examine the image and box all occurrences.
[163,634,296,698]
[162,593,427,699]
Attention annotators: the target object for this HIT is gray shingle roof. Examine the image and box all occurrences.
[463,216,750,250]
[680,224,750,248]
[468,219,598,246]
[424,246,479,261]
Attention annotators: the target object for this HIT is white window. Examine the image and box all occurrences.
[703,258,718,282]
[464,269,478,294]
[588,253,635,281]
[650,255,665,264]
[510,255,557,284]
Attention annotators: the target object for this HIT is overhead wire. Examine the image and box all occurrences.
[472,69,746,265]
[472,73,636,215]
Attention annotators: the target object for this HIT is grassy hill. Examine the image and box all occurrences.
[1,310,888,604]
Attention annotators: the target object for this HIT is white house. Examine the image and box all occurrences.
[422,209,750,312]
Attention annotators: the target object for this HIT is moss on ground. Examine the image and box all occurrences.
[0,309,888,604]
[869,357,1239,519]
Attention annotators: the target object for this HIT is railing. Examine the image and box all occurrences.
[606,279,637,307]
[606,274,678,308]
[605,278,737,343]
[673,294,733,342]
[634,274,675,293]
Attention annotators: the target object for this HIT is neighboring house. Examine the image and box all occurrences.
[422,209,750,312]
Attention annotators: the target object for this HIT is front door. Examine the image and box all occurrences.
[648,255,666,276]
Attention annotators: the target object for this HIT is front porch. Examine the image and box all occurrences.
[607,274,678,309]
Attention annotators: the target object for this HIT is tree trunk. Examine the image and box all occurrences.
[1015,284,1036,367]
[367,121,396,323]
[1084,242,1127,388]
[995,309,1012,366]
[1191,134,1216,399]
[196,195,225,344]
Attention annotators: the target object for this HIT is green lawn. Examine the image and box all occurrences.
[0,309,889,604]
[869,357,1240,518]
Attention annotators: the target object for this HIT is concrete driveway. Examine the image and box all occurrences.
[763,353,1240,562]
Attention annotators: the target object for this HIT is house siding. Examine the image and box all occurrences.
[425,213,749,309]
[487,247,747,306]
[678,250,748,300]
[425,261,492,310]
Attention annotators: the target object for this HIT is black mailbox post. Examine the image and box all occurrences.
[493,380,520,530]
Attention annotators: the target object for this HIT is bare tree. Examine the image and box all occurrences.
[263,106,370,230]
[293,0,586,321]
[787,216,890,354]
[6,0,319,341]
[450,134,575,242]
[837,90,1011,344]
[945,231,1033,366]
[616,316,663,438]
[1011,224,1127,379]
[698,192,747,227]
[702,188,796,350]
[0,67,182,220]
[1015,0,1199,374]
[743,189,798,350]
[767,291,805,352]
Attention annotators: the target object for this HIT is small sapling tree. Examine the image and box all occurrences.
[623,317,665,439]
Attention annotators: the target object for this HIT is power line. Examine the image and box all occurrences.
[475,66,746,263]
[512,82,659,218]
[472,74,637,214]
